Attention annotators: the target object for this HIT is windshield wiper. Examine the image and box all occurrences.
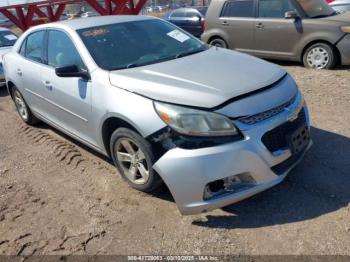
[126,63,138,69]
[175,47,207,59]
[109,47,208,71]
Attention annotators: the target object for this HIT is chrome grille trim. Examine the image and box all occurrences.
[239,95,296,125]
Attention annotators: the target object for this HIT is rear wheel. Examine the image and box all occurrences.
[12,87,39,125]
[110,128,163,192]
[303,43,336,69]
[209,37,228,48]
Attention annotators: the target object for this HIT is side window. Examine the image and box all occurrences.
[47,30,85,70]
[221,0,255,18]
[25,31,45,63]
[259,0,297,18]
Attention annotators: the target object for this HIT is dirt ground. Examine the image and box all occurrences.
[0,63,349,256]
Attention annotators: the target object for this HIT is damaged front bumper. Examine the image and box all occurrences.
[153,94,311,215]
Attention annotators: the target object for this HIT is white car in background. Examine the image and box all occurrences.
[0,27,18,86]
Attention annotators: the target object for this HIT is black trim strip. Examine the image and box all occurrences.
[210,73,287,111]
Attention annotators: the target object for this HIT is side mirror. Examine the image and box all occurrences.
[285,10,299,19]
[55,65,90,80]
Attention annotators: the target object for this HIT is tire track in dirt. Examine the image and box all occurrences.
[18,124,86,170]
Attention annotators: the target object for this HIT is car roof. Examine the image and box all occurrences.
[46,15,156,31]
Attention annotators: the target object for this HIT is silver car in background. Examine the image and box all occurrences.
[330,0,350,13]
[0,27,18,86]
[4,16,311,215]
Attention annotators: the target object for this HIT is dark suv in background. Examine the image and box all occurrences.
[202,0,350,69]
[163,7,208,37]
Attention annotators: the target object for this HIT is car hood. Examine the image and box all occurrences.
[109,48,286,108]
[324,11,350,23]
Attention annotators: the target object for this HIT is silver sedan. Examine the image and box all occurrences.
[3,16,311,215]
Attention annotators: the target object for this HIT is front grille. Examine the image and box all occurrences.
[261,108,306,152]
[239,95,296,125]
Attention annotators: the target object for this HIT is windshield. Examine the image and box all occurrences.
[0,31,18,47]
[296,0,336,18]
[77,19,206,70]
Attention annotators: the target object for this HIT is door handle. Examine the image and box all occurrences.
[42,80,52,90]
[256,23,264,29]
[221,21,229,26]
[16,69,22,76]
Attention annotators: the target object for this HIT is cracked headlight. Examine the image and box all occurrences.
[154,102,238,137]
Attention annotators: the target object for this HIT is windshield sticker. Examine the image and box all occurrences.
[82,29,109,37]
[4,34,17,41]
[166,30,190,43]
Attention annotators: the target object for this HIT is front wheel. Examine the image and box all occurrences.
[209,37,228,48]
[303,43,336,69]
[110,128,163,192]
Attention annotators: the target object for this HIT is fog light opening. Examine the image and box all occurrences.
[203,173,256,200]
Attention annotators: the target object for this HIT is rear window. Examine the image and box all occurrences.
[186,11,200,17]
[221,0,255,17]
[171,10,186,17]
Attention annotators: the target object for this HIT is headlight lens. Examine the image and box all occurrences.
[340,26,350,33]
[154,102,238,136]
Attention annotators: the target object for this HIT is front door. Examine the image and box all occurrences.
[253,0,303,59]
[40,29,93,144]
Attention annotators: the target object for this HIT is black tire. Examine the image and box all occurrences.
[12,87,40,125]
[209,37,228,48]
[110,127,163,192]
[302,43,336,70]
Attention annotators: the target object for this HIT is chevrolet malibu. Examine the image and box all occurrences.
[4,16,311,215]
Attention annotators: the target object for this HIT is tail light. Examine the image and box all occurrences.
[202,18,206,32]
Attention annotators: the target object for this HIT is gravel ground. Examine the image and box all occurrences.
[0,63,349,256]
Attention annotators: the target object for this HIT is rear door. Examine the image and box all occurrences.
[219,0,256,51]
[15,30,52,119]
[253,0,302,59]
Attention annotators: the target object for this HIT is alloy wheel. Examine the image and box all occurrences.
[306,47,330,69]
[14,90,29,121]
[115,138,149,185]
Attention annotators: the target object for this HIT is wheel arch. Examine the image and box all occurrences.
[101,116,141,157]
[6,81,15,99]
